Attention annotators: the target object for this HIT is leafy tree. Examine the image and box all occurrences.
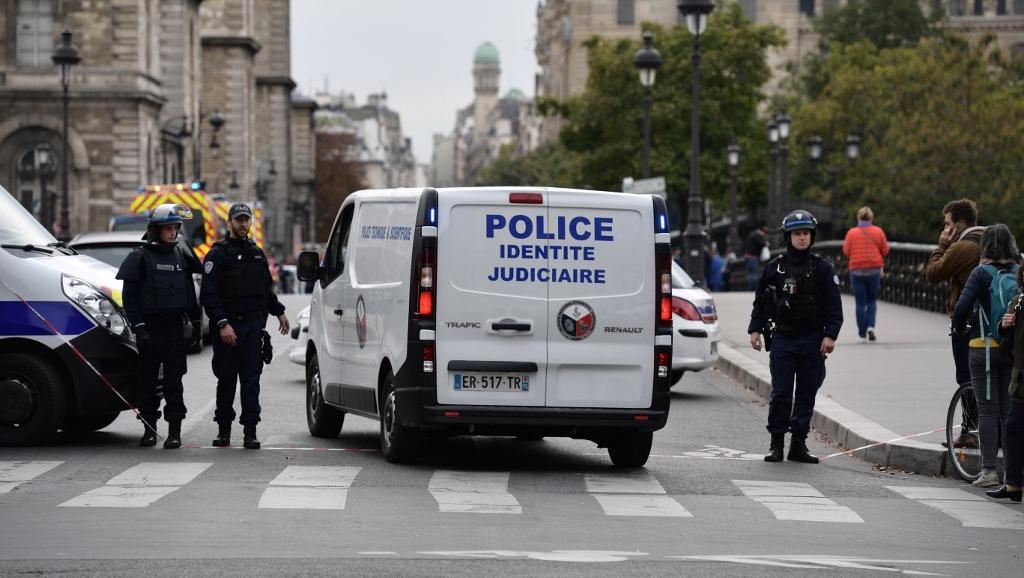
[539,3,785,225]
[475,143,582,188]
[315,132,366,243]
[790,36,1024,241]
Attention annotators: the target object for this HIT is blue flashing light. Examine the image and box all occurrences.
[190,180,201,191]
[428,206,437,226]
[658,214,668,233]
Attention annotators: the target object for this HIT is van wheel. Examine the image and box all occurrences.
[380,371,420,464]
[306,353,344,437]
[61,411,120,434]
[670,370,685,386]
[0,353,67,446]
[607,431,653,468]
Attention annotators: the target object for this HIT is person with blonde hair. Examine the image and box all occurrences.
[842,206,889,342]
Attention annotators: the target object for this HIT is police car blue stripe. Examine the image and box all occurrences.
[0,301,94,336]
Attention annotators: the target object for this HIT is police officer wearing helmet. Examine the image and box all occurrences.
[116,203,203,448]
[201,202,289,449]
[748,210,843,463]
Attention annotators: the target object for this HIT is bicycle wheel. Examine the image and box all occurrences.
[945,383,982,482]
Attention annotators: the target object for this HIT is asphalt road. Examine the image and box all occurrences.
[1,295,1021,576]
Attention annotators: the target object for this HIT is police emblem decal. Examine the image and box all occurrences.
[204,261,214,274]
[557,300,596,341]
[356,295,367,349]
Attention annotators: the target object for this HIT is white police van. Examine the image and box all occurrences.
[297,187,673,466]
[0,186,138,445]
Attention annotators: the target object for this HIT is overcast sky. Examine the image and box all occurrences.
[291,0,540,164]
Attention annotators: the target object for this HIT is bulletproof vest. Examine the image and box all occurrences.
[766,254,821,334]
[218,240,270,303]
[139,245,191,314]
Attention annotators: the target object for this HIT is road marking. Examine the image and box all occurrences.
[733,480,864,523]
[60,462,211,508]
[428,471,521,514]
[258,466,361,510]
[0,461,63,494]
[585,472,691,517]
[670,554,967,574]
[418,550,649,562]
[887,486,1024,530]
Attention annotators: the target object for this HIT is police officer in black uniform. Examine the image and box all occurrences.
[201,202,289,449]
[748,210,843,463]
[116,203,203,448]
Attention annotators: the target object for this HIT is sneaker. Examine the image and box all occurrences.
[972,470,1001,488]
[857,336,867,344]
[867,328,876,341]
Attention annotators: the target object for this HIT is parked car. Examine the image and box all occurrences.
[289,305,310,366]
[670,261,720,386]
[68,231,208,352]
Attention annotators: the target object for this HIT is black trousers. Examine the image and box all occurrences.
[1006,399,1024,487]
[138,316,187,424]
[767,332,826,434]
[212,319,264,426]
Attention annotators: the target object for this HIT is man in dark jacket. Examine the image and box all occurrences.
[926,198,984,448]
[116,204,203,448]
[201,202,289,449]
[748,210,843,464]
[744,222,769,290]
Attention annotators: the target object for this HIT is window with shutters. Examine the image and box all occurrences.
[800,0,815,17]
[16,0,54,68]
[617,0,635,25]
[1016,0,1024,15]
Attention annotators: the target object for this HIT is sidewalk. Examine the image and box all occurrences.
[712,292,959,476]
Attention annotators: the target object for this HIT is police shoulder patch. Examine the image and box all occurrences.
[204,260,214,274]
[833,274,840,285]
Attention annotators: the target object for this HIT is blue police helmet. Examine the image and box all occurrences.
[148,203,192,226]
[781,210,817,232]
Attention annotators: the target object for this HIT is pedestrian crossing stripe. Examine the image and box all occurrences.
[733,480,864,523]
[258,466,360,510]
[0,461,63,494]
[58,462,212,508]
[886,486,1024,530]
[429,471,521,514]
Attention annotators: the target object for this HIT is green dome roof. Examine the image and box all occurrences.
[474,42,500,64]
[503,88,527,101]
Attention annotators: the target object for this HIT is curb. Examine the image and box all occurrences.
[715,343,952,477]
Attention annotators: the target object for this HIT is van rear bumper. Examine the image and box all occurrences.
[396,387,670,438]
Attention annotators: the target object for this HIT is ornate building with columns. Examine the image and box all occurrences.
[0,0,315,256]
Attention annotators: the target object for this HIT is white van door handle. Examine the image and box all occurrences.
[492,322,530,332]
[488,318,533,334]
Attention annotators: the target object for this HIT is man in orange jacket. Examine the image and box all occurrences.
[842,207,889,342]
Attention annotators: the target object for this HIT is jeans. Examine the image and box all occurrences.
[745,257,760,291]
[137,316,187,424]
[850,273,880,338]
[767,332,826,434]
[212,319,265,426]
[1006,399,1024,486]
[951,331,978,434]
[969,348,1011,469]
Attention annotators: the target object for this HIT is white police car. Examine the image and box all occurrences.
[297,187,673,466]
[0,186,138,445]
[289,305,310,366]
[670,262,720,385]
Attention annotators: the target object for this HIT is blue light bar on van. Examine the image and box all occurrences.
[428,206,437,226]
[190,180,202,191]
[658,214,668,232]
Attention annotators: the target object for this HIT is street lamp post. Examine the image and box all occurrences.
[808,134,860,239]
[768,120,779,226]
[51,28,81,242]
[678,0,715,284]
[34,143,55,230]
[634,31,662,179]
[777,113,791,217]
[727,141,741,253]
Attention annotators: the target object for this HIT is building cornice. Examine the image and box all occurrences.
[257,75,297,90]
[0,88,166,107]
[201,36,262,55]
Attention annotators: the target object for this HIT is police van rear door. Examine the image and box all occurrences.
[435,189,549,407]
[545,190,654,409]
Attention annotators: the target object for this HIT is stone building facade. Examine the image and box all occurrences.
[0,0,316,256]
[432,42,540,186]
[534,0,1024,142]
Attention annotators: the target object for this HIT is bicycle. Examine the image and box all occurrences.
[945,382,982,482]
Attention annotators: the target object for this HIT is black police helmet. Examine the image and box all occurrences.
[780,210,818,246]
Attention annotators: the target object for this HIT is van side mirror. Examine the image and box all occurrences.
[297,251,320,283]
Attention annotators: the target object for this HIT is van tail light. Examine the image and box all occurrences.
[656,350,670,379]
[656,250,672,329]
[672,296,702,322]
[422,344,435,374]
[416,247,436,319]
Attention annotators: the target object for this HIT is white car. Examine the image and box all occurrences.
[670,262,720,385]
[289,305,310,365]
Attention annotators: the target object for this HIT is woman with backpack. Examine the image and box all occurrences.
[991,269,1024,503]
[953,224,1022,488]
[843,207,890,342]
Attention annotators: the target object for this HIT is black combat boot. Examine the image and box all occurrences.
[212,422,231,447]
[243,424,261,449]
[139,424,157,447]
[764,432,785,462]
[163,421,182,449]
[788,432,820,464]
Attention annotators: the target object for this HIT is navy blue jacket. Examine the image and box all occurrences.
[953,262,1019,339]
[747,250,844,340]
